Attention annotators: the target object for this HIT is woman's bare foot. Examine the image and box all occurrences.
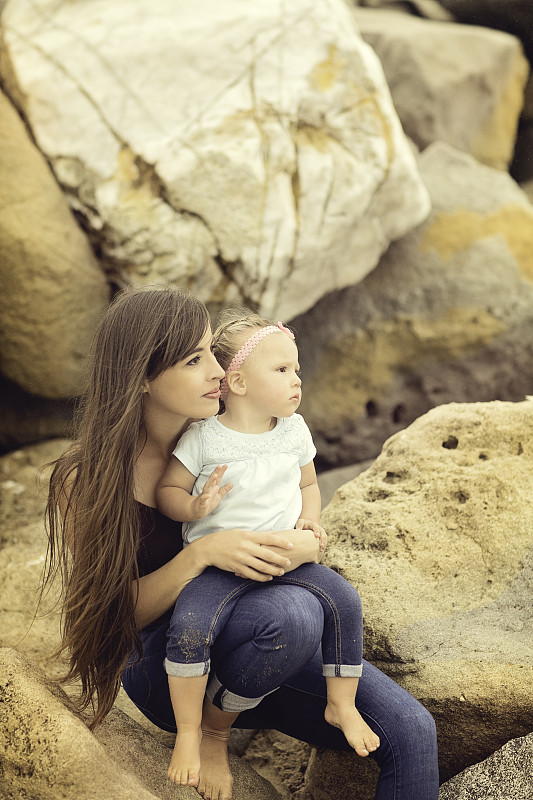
[324,702,380,757]
[167,723,202,786]
[197,727,233,800]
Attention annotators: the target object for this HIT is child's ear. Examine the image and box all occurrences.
[226,371,247,396]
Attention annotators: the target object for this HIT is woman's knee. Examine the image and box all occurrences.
[409,700,438,745]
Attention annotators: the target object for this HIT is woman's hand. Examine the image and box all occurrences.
[192,529,295,582]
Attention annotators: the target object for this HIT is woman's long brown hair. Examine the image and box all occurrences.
[44,286,210,728]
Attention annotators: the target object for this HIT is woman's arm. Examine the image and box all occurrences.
[134,527,298,629]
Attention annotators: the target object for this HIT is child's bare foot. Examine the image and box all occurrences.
[324,702,380,757]
[167,723,202,786]
[197,727,233,800]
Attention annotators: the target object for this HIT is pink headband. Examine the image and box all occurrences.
[220,322,294,401]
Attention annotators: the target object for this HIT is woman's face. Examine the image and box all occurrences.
[144,328,225,422]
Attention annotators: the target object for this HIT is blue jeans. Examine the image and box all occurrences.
[164,564,363,689]
[122,584,439,800]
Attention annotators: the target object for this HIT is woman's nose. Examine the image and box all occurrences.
[210,353,225,379]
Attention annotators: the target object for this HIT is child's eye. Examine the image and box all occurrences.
[277,366,287,372]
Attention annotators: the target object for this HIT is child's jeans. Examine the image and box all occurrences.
[164,562,363,695]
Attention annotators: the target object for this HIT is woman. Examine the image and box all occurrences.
[45,286,439,800]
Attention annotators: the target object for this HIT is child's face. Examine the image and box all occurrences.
[240,333,302,418]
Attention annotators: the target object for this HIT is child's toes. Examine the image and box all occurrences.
[354,738,370,757]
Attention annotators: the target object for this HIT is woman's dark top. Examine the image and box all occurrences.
[136,501,183,578]
[136,501,183,630]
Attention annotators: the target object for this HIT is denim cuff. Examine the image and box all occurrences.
[322,663,363,678]
[206,673,274,712]
[164,657,210,677]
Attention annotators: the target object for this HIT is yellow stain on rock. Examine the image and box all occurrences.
[110,146,162,218]
[472,49,529,170]
[421,205,533,282]
[300,308,506,433]
[311,44,347,92]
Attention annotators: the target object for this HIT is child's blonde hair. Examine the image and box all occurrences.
[212,305,273,371]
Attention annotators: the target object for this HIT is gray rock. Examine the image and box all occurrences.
[438,733,533,800]
[353,7,528,169]
[296,142,533,468]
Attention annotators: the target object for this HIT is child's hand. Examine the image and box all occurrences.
[295,518,328,552]
[192,465,233,519]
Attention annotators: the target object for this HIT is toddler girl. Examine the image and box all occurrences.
[156,309,380,789]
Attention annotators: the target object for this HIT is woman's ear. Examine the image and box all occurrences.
[226,371,247,396]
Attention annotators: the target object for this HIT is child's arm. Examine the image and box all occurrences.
[297,461,327,554]
[156,456,233,522]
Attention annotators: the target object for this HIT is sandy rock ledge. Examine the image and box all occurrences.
[0,648,281,800]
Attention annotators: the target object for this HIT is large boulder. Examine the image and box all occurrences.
[0,648,281,800]
[321,399,533,783]
[0,89,110,399]
[296,142,533,468]
[352,8,529,170]
[0,0,429,320]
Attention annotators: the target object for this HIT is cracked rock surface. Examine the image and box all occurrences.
[1,0,429,319]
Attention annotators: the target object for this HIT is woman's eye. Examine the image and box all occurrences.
[186,355,200,366]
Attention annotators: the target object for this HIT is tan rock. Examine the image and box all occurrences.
[0,440,69,675]
[1,0,429,320]
[0,648,281,800]
[0,648,162,800]
[0,90,110,399]
[321,399,533,781]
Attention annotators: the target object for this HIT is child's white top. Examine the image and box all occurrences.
[174,414,316,544]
